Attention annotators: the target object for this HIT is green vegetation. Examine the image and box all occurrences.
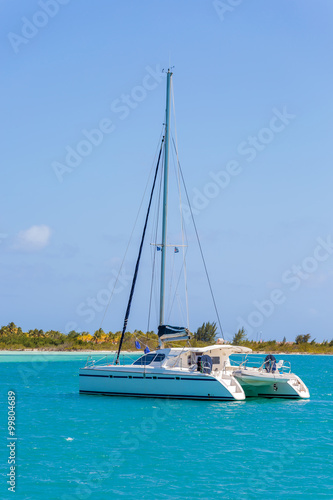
[0,323,159,352]
[295,334,311,344]
[232,327,247,345]
[193,322,217,344]
[231,330,333,354]
[0,322,332,353]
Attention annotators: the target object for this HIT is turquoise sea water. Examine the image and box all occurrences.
[1,353,332,500]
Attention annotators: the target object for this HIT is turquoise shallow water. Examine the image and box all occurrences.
[1,353,332,500]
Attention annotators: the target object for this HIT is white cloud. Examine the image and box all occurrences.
[14,225,52,251]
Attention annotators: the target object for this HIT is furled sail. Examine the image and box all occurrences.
[158,325,191,342]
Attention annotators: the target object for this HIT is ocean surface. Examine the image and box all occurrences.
[1,352,332,500]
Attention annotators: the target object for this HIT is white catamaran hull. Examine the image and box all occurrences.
[233,370,310,399]
[79,367,246,401]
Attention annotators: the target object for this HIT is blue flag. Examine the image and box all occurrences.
[144,346,150,354]
[135,341,141,349]
[157,246,161,251]
[174,247,179,253]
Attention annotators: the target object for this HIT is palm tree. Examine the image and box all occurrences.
[194,322,217,343]
[232,327,247,345]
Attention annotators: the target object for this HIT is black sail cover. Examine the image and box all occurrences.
[158,325,191,342]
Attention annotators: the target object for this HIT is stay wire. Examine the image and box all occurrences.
[115,140,163,364]
[173,137,225,340]
[99,129,164,331]
[147,150,164,332]
[171,83,190,329]
[167,253,188,324]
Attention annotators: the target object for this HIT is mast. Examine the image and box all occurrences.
[159,69,172,332]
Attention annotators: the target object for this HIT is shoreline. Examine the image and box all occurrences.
[0,349,332,355]
[0,350,137,355]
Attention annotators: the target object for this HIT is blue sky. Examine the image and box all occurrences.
[1,0,332,342]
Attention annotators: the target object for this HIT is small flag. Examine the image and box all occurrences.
[135,341,141,349]
[174,247,179,253]
[144,346,150,354]
[157,246,161,251]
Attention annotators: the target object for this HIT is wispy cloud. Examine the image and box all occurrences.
[13,225,52,251]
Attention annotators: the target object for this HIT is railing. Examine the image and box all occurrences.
[84,352,139,368]
[229,354,292,374]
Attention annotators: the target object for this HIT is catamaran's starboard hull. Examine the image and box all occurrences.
[79,368,245,401]
[234,374,310,399]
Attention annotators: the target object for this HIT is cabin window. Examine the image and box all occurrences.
[153,353,165,363]
[212,357,220,365]
[133,354,156,365]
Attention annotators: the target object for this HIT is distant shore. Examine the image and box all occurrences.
[0,350,136,354]
[0,349,332,355]
[2,323,332,354]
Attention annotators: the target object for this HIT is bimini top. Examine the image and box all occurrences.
[160,344,252,356]
[188,345,252,355]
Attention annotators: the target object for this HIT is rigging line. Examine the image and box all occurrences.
[154,155,164,326]
[133,332,147,348]
[167,247,188,323]
[166,248,176,320]
[171,342,188,368]
[176,152,225,341]
[99,128,164,330]
[153,155,165,324]
[149,143,163,251]
[171,85,190,329]
[176,293,186,326]
[134,333,151,351]
[166,141,183,322]
[164,147,181,323]
[115,140,163,364]
[148,167,159,271]
[147,151,164,332]
[169,139,190,327]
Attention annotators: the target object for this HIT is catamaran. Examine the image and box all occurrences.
[79,70,309,401]
[79,70,249,401]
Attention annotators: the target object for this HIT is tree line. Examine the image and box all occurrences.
[0,322,332,353]
[231,327,333,353]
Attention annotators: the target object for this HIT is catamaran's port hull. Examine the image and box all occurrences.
[79,368,245,401]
